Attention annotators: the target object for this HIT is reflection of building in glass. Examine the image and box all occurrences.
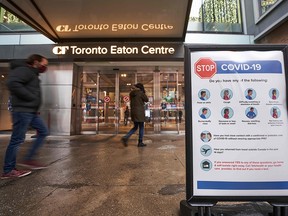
[188,0,242,33]
[0,8,34,31]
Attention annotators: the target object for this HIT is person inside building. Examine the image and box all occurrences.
[1,54,49,179]
[124,106,130,126]
[121,83,148,147]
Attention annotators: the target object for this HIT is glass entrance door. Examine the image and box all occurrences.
[160,72,178,132]
[81,70,137,134]
[80,64,183,135]
[98,72,117,134]
[81,71,117,134]
[118,71,136,133]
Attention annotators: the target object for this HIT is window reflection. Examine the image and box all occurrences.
[0,7,35,32]
[187,0,242,33]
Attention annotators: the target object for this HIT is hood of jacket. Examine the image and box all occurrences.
[130,87,141,97]
[9,60,27,70]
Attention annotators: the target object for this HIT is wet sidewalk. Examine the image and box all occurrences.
[0,133,274,216]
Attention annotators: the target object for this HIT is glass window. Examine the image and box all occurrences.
[0,7,35,32]
[258,0,280,16]
[187,0,242,33]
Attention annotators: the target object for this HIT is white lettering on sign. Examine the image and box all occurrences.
[70,46,108,54]
[196,65,216,72]
[141,45,175,54]
[53,46,70,55]
[52,45,176,55]
[111,46,139,54]
[221,64,262,71]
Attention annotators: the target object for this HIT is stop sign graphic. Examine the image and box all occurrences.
[194,58,217,79]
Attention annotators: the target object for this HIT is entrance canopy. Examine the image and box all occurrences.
[0,0,192,43]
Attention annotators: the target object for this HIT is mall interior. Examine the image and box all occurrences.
[0,0,287,136]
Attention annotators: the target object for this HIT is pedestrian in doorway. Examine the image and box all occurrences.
[178,110,183,123]
[121,83,148,147]
[1,54,49,179]
[124,106,130,126]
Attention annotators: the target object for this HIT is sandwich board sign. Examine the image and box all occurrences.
[181,45,288,214]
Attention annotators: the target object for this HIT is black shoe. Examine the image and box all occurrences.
[137,142,146,147]
[121,137,128,147]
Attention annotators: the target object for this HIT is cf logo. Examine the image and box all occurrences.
[53,46,69,55]
[56,25,71,32]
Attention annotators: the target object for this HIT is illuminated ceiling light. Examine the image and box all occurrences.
[127,83,131,86]
[121,74,127,77]
[1,75,4,78]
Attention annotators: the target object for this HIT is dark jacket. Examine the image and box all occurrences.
[7,60,42,112]
[130,87,148,122]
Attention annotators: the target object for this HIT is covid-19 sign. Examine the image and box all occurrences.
[184,45,288,203]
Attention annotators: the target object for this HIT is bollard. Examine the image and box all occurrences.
[273,206,281,216]
[281,207,288,216]
[269,202,288,216]
[205,207,212,216]
[197,207,204,216]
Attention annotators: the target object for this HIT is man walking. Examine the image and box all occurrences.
[1,54,49,179]
[121,83,148,147]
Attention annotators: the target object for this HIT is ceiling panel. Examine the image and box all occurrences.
[0,0,192,42]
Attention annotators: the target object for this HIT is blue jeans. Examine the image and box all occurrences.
[3,112,49,173]
[124,122,144,142]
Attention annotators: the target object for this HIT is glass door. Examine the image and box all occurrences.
[80,63,183,135]
[98,72,117,134]
[178,72,185,132]
[160,72,178,132]
[118,71,136,133]
[81,72,98,134]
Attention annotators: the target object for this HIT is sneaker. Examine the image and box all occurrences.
[18,160,47,170]
[121,137,128,147]
[137,142,147,147]
[1,169,32,179]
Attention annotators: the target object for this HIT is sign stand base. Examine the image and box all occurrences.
[269,202,288,216]
[180,200,216,216]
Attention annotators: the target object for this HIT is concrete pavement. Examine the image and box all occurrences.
[0,132,274,216]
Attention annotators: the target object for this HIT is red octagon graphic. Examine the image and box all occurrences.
[103,96,111,103]
[123,95,130,103]
[194,58,217,79]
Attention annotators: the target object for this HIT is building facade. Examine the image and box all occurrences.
[0,0,287,135]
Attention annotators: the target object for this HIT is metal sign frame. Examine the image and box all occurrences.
[184,44,288,204]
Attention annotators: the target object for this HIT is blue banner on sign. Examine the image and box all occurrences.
[215,60,282,74]
[198,181,288,190]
